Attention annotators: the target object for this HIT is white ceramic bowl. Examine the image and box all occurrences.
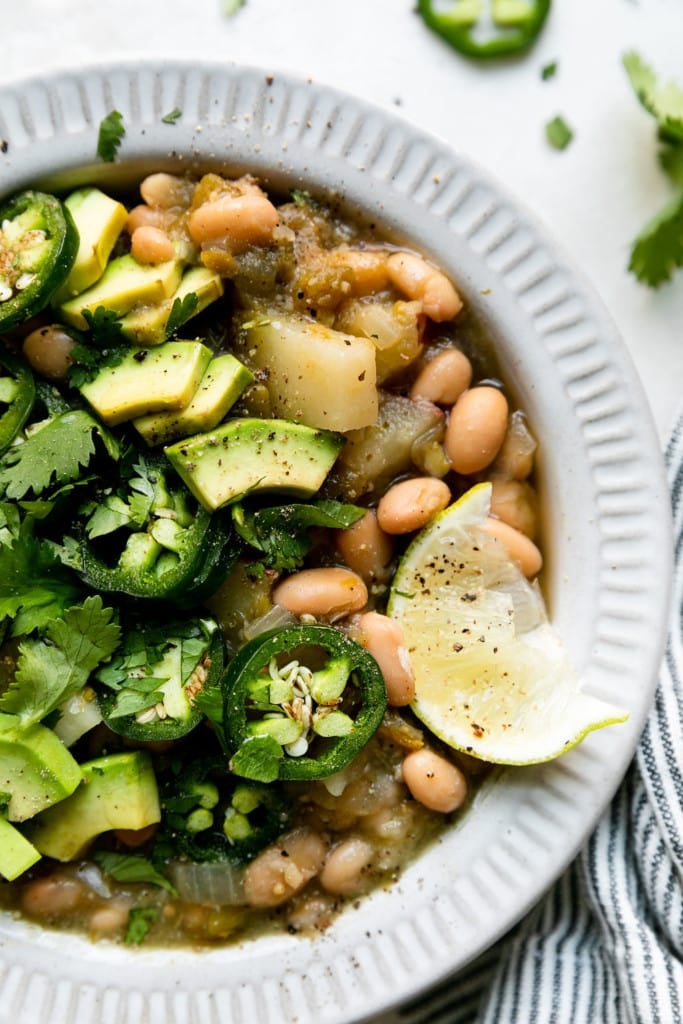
[0,62,671,1024]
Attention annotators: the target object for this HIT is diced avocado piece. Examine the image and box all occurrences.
[0,713,83,822]
[80,339,212,426]
[58,253,183,330]
[29,751,160,861]
[133,354,254,446]
[0,816,41,880]
[166,417,345,512]
[53,187,128,302]
[121,265,224,346]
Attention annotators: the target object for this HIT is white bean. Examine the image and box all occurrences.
[22,324,76,380]
[188,192,279,248]
[402,748,467,814]
[445,386,509,475]
[377,476,451,535]
[272,567,368,620]
[410,348,472,405]
[481,516,543,578]
[358,611,415,707]
[335,509,394,583]
[320,838,375,896]
[130,225,175,264]
[243,829,328,908]
[387,251,463,322]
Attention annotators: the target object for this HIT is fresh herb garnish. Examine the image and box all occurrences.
[0,519,82,635]
[68,307,130,387]
[545,115,573,150]
[97,111,126,162]
[161,108,182,125]
[125,906,158,944]
[628,192,683,288]
[623,52,683,286]
[230,734,283,784]
[94,851,177,894]
[623,51,683,144]
[0,410,119,501]
[541,61,557,81]
[0,596,121,727]
[165,292,199,338]
[232,500,365,572]
[223,0,246,14]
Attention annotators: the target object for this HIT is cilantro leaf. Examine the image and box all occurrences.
[125,906,158,944]
[230,734,282,783]
[68,307,130,387]
[545,115,573,151]
[97,110,126,162]
[232,500,365,572]
[0,410,119,500]
[660,144,683,188]
[541,61,557,81]
[629,190,683,287]
[0,595,121,726]
[165,292,199,339]
[0,520,81,635]
[623,51,683,143]
[161,108,182,125]
[93,851,177,894]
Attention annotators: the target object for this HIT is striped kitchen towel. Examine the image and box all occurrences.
[382,415,683,1024]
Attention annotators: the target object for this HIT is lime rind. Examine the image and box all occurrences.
[388,483,628,766]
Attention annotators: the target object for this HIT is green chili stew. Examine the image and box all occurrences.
[0,172,543,946]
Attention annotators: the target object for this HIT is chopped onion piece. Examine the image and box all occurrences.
[168,861,246,906]
[243,604,297,640]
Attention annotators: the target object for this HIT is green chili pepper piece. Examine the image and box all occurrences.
[0,191,78,330]
[96,623,224,743]
[418,0,551,59]
[76,453,240,602]
[0,351,35,455]
[222,624,387,782]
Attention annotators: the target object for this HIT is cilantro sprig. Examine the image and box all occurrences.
[232,500,365,572]
[97,111,126,163]
[0,409,119,501]
[623,52,683,286]
[0,595,121,727]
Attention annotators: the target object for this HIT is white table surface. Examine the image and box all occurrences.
[0,2,680,1020]
[2,0,682,445]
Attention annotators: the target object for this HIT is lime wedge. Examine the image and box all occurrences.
[387,483,627,765]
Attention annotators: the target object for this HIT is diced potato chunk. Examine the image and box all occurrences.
[335,298,424,383]
[246,314,378,431]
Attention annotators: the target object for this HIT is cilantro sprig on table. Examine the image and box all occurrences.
[97,111,126,163]
[623,52,683,287]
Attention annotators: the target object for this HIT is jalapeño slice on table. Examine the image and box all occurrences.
[222,624,387,782]
[418,0,551,59]
[0,191,78,331]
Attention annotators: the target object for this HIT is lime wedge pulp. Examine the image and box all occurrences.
[387,483,627,765]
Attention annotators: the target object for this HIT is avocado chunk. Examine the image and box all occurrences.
[58,252,183,330]
[166,417,345,511]
[0,713,83,822]
[0,816,41,880]
[53,187,128,302]
[80,339,212,426]
[121,265,224,346]
[29,751,160,861]
[133,354,254,445]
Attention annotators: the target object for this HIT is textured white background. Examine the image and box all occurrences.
[1,0,682,441]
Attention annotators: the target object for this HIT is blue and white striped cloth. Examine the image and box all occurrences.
[388,415,683,1024]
